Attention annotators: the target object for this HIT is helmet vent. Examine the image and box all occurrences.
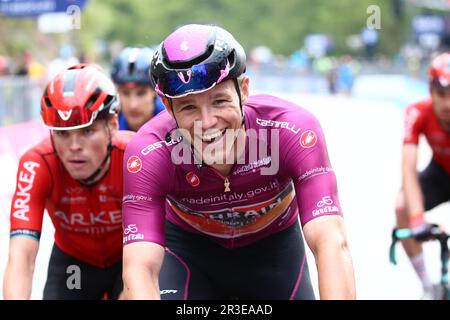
[227,49,236,69]
[44,97,52,107]
[165,44,214,69]
[128,61,136,75]
[86,90,101,110]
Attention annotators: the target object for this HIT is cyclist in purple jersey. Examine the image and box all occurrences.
[122,24,355,300]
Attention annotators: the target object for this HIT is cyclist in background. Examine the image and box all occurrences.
[3,64,133,299]
[395,52,450,300]
[111,47,165,131]
[122,24,355,300]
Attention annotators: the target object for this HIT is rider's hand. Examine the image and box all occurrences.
[411,223,438,241]
[409,213,437,241]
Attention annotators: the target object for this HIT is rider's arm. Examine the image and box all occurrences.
[303,215,355,299]
[121,133,172,300]
[3,150,49,299]
[280,107,355,299]
[3,238,39,299]
[122,242,164,299]
[401,103,425,223]
[402,144,424,220]
[295,166,355,299]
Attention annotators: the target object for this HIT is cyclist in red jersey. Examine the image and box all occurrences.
[3,64,134,299]
[395,52,450,299]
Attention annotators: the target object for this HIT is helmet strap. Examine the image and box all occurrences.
[168,98,181,129]
[79,122,113,186]
[232,78,245,126]
[78,142,112,186]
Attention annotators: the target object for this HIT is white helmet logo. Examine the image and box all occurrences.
[57,110,73,121]
[180,41,189,51]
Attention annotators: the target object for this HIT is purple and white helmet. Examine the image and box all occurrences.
[150,24,246,98]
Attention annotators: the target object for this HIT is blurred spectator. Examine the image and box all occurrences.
[361,27,378,61]
[313,56,337,95]
[305,33,334,59]
[15,51,31,76]
[78,51,95,64]
[400,43,425,78]
[326,65,338,94]
[249,46,274,70]
[47,45,79,80]
[0,55,11,75]
[289,49,310,73]
[28,60,46,81]
[336,55,357,96]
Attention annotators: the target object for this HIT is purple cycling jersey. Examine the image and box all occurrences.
[122,94,342,248]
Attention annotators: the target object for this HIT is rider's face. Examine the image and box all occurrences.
[118,85,156,131]
[52,117,118,180]
[167,78,249,166]
[431,86,450,125]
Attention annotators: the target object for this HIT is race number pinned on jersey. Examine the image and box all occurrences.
[186,171,200,187]
[300,130,317,148]
[127,155,142,173]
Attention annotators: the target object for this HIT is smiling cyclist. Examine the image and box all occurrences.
[122,24,355,300]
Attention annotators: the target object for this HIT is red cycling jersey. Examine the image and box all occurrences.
[9,131,133,268]
[404,98,450,174]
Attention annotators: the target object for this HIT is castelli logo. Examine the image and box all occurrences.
[127,156,142,173]
[186,171,200,187]
[300,130,317,148]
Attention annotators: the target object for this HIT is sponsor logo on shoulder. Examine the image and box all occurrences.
[127,155,142,173]
[256,118,300,134]
[140,136,182,156]
[13,161,40,222]
[300,130,317,148]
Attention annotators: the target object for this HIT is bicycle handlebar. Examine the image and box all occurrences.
[389,226,449,265]
[389,226,450,300]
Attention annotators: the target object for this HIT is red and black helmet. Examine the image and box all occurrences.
[428,52,450,89]
[41,64,119,130]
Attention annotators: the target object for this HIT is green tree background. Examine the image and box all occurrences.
[0,0,438,60]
